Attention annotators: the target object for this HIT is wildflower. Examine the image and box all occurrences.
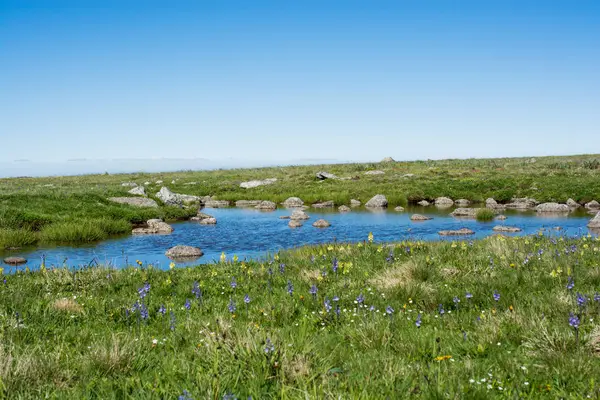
[569,313,580,329]
[369,305,375,312]
[332,258,338,274]
[415,313,422,328]
[178,389,193,400]
[466,292,473,300]
[386,251,394,263]
[184,299,191,310]
[434,355,452,361]
[386,306,394,315]
[220,252,226,263]
[356,293,365,305]
[335,305,341,317]
[265,338,275,354]
[138,282,150,299]
[310,255,315,263]
[169,262,175,270]
[333,296,339,302]
[566,276,575,290]
[279,263,285,274]
[287,280,294,296]
[228,298,236,313]
[309,285,318,300]
[453,296,460,305]
[267,267,273,276]
[595,292,600,303]
[230,277,237,289]
[368,232,374,243]
[324,298,332,313]
[158,304,166,315]
[169,311,176,331]
[576,292,587,308]
[232,255,238,263]
[493,291,500,302]
[152,338,158,347]
[438,304,445,316]
[192,281,202,301]
[244,294,251,304]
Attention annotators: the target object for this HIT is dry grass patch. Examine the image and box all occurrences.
[300,269,322,282]
[285,354,312,382]
[89,335,134,375]
[588,326,600,356]
[51,298,84,313]
[369,261,415,290]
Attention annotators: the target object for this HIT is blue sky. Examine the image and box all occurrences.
[1,1,599,176]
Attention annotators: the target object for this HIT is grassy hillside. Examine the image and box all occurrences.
[1,154,600,248]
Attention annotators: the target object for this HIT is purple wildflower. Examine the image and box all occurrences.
[566,276,575,290]
[228,298,236,313]
[335,304,341,317]
[415,313,422,328]
[356,293,365,304]
[158,304,166,316]
[230,277,237,289]
[267,267,273,276]
[192,281,202,300]
[466,292,473,300]
[332,258,338,274]
[324,298,332,313]
[310,255,315,263]
[244,294,251,304]
[137,282,150,299]
[287,280,294,296]
[386,306,394,315]
[386,251,394,263]
[279,263,285,274]
[309,285,318,299]
[438,304,445,316]
[178,389,193,400]
[453,296,460,305]
[170,311,176,331]
[569,312,580,329]
[594,293,600,303]
[576,293,586,308]
[493,291,500,302]
[264,338,275,354]
[184,299,191,310]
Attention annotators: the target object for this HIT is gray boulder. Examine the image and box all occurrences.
[587,212,600,229]
[235,200,262,207]
[3,256,27,265]
[485,198,505,209]
[199,217,217,225]
[454,199,471,207]
[505,198,538,210]
[132,219,173,234]
[312,219,331,228]
[121,182,137,187]
[109,197,159,208]
[493,226,522,233]
[156,187,200,207]
[338,205,351,213]
[450,208,479,218]
[128,186,146,196]
[567,198,580,208]
[411,214,432,221]
[402,173,415,178]
[435,197,454,206]
[417,200,430,207]
[165,245,203,260]
[316,172,338,180]
[496,215,507,220]
[312,200,335,208]
[585,200,600,209]
[240,178,277,189]
[282,197,304,208]
[190,212,214,222]
[365,194,388,208]
[394,206,405,212]
[350,199,361,207]
[289,220,303,228]
[536,203,570,213]
[255,201,277,210]
[290,210,310,220]
[204,199,230,208]
[438,228,475,236]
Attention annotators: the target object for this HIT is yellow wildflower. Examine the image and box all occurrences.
[169,262,175,270]
[220,252,226,263]
[368,232,374,243]
[233,255,239,262]
[434,355,452,361]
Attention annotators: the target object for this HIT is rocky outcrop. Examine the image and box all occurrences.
[381,157,395,163]
[156,187,200,207]
[492,226,522,233]
[240,178,277,189]
[486,198,505,209]
[199,217,217,225]
[312,201,335,208]
[394,206,405,212]
[255,201,277,210]
[411,214,432,221]
[165,245,203,260]
[505,198,538,210]
[121,182,137,187]
[204,200,230,208]
[132,219,174,234]
[454,199,471,207]
[312,219,331,228]
[536,203,570,213]
[289,220,303,228]
[585,200,600,210]
[417,200,430,207]
[282,197,304,208]
[290,210,310,220]
[190,212,214,222]
[338,205,351,213]
[350,199,361,207]
[587,212,600,229]
[128,186,146,196]
[435,197,454,206]
[567,198,580,208]
[3,256,27,265]
[235,200,262,207]
[109,197,159,208]
[364,170,385,175]
[365,194,388,208]
[316,172,338,180]
[438,228,475,236]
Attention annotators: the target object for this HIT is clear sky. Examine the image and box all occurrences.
[1,1,599,176]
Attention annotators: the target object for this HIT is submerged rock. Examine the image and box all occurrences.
[394,206,405,212]
[165,245,203,260]
[454,199,471,207]
[282,197,304,208]
[365,194,388,208]
[204,199,230,208]
[199,217,217,225]
[3,256,27,265]
[235,200,262,207]
[438,228,475,236]
[132,219,174,234]
[450,208,479,218]
[536,203,570,213]
[312,219,331,228]
[255,201,277,210]
[290,210,310,220]
[411,214,432,221]
[492,226,522,233]
[496,215,507,220]
[240,178,277,189]
[505,198,538,210]
[312,201,335,208]
[350,199,361,207]
[108,197,159,208]
[338,205,351,213]
[417,200,430,207]
[128,186,146,196]
[289,220,303,228]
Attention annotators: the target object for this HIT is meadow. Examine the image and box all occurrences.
[1,234,600,398]
[2,154,600,249]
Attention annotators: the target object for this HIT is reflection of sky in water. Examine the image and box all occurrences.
[2,206,595,271]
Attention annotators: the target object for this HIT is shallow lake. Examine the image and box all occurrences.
[1,206,595,270]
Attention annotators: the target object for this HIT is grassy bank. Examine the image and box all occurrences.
[1,235,599,398]
[2,154,600,248]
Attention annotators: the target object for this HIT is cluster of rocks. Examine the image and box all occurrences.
[191,212,217,225]
[156,187,201,207]
[132,219,174,235]
[240,178,277,189]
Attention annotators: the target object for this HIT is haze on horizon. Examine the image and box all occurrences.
[1,1,599,178]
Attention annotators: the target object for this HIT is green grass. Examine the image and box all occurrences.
[476,208,496,221]
[1,235,600,398]
[0,228,38,249]
[39,218,132,243]
[1,153,600,246]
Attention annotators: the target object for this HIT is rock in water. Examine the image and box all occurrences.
[492,226,522,233]
[312,201,335,208]
[109,197,159,208]
[289,220,303,228]
[411,214,432,221]
[434,197,454,206]
[450,208,479,218]
[588,212,600,229]
[350,199,361,207]
[365,194,388,208]
[505,198,538,210]
[290,210,310,220]
[199,218,217,225]
[312,219,331,228]
[338,205,351,212]
[255,201,277,210]
[204,200,230,208]
[282,197,304,207]
[165,245,203,260]
[394,206,405,212]
[567,198,580,208]
[585,200,600,210]
[3,256,27,265]
[454,199,471,206]
[239,178,277,189]
[438,228,475,236]
[536,203,570,213]
[417,200,430,207]
[132,219,174,234]
[235,200,262,207]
